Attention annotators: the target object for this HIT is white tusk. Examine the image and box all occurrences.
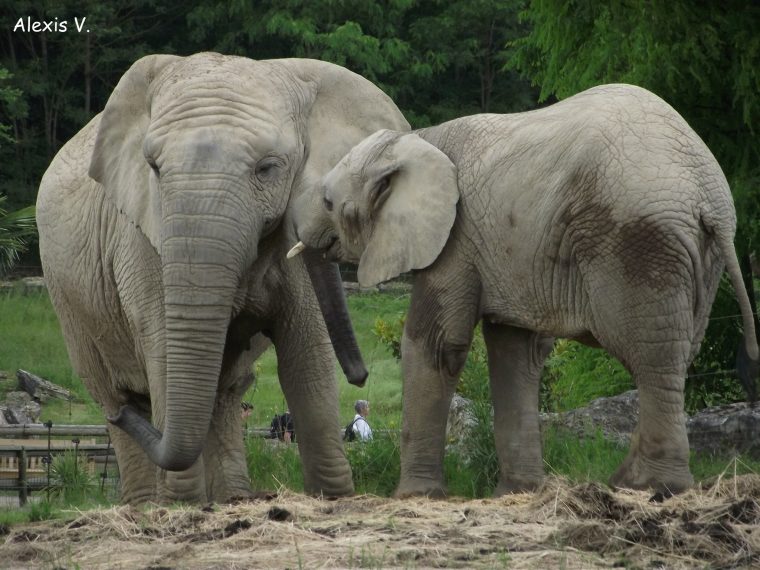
[286,241,306,259]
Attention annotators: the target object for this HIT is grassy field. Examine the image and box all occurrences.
[0,288,410,429]
[0,289,103,424]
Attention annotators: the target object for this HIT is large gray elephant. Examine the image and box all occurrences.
[37,52,409,504]
[291,84,759,496]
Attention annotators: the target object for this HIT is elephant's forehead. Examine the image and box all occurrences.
[151,59,294,119]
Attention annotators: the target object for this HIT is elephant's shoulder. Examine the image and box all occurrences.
[39,114,105,215]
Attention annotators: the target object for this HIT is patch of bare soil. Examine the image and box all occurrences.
[2,475,760,569]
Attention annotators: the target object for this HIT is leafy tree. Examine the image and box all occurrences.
[187,0,536,126]
[0,66,22,145]
[0,0,191,209]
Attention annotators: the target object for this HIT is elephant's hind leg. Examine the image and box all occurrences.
[609,366,692,493]
[602,310,694,493]
[483,323,554,495]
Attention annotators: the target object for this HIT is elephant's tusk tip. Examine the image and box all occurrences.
[286,241,306,259]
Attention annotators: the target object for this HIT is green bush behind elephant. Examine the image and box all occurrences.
[37,52,409,504]
[293,83,759,496]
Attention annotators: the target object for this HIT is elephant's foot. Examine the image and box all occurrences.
[209,481,255,503]
[609,449,693,494]
[394,477,447,499]
[120,488,159,506]
[302,468,354,498]
[493,474,544,496]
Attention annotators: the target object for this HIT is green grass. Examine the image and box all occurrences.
[0,289,103,424]
[245,291,410,429]
[245,437,305,492]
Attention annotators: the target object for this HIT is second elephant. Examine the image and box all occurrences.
[293,84,759,496]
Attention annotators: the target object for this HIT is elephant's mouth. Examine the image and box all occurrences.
[323,235,343,262]
[287,233,346,262]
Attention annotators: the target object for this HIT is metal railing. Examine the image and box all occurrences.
[0,422,117,507]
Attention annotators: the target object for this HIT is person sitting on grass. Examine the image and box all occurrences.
[269,410,295,443]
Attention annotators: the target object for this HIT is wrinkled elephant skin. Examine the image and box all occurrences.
[293,84,759,497]
[37,52,409,504]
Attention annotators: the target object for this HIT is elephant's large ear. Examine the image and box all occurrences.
[357,133,459,287]
[275,59,410,203]
[89,54,182,249]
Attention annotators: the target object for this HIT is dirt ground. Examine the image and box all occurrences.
[2,474,759,569]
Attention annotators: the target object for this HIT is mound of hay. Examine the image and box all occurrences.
[3,474,759,569]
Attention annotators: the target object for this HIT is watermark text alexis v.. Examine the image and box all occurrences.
[13,17,89,33]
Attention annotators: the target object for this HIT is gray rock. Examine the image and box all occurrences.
[453,389,760,459]
[540,390,643,445]
[1,391,41,424]
[447,394,478,438]
[686,401,760,457]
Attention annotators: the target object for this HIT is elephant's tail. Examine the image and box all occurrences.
[711,219,759,401]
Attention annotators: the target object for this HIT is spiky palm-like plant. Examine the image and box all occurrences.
[0,195,36,277]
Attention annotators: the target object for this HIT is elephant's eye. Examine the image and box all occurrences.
[146,157,160,177]
[254,157,284,180]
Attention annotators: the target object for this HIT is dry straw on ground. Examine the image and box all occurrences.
[2,473,759,569]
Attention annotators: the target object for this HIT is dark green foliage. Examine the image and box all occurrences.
[0,196,36,276]
[372,315,405,361]
[457,327,491,403]
[687,276,750,412]
[543,427,628,483]
[346,433,402,496]
[0,0,194,210]
[541,340,633,412]
[47,450,107,506]
[28,500,55,522]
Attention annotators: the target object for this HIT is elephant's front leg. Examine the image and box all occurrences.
[273,301,354,497]
[483,323,554,494]
[201,334,268,501]
[203,387,254,500]
[395,269,480,498]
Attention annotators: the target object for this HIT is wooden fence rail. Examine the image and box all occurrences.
[0,424,117,507]
[0,424,109,438]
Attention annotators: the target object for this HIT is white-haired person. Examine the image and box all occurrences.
[350,400,373,441]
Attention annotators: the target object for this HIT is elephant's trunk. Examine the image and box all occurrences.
[110,185,253,471]
[290,191,368,386]
[303,250,368,386]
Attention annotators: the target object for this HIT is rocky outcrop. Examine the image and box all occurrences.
[448,390,760,459]
[0,391,41,425]
[686,402,760,457]
[539,390,643,446]
[16,369,72,402]
[446,394,478,458]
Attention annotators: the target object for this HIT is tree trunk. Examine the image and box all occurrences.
[740,253,760,342]
[84,34,91,117]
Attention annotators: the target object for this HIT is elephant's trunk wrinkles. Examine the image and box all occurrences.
[303,249,368,386]
[110,191,252,471]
